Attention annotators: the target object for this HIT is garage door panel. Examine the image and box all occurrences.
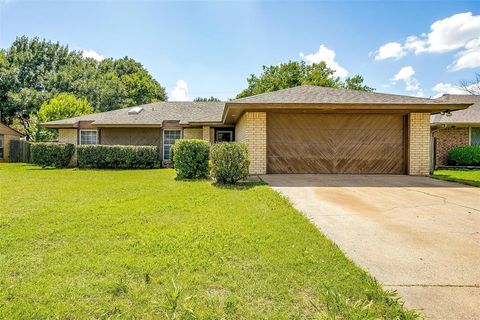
[267,113,405,174]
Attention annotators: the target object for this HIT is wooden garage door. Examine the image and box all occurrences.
[267,113,406,174]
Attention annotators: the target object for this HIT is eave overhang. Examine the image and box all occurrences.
[222,102,473,124]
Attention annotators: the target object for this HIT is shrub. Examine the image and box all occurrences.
[172,139,210,179]
[447,145,480,166]
[30,142,75,168]
[77,145,160,169]
[210,142,250,184]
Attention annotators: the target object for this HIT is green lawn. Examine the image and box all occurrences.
[432,169,480,187]
[0,163,417,319]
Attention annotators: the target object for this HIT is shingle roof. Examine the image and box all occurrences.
[43,86,473,128]
[430,94,480,124]
[42,101,226,127]
[230,85,446,105]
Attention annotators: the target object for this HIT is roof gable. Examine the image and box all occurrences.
[0,122,23,136]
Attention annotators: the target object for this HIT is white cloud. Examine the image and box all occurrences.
[170,80,191,101]
[300,45,348,78]
[449,37,480,70]
[81,49,104,61]
[374,42,406,60]
[423,12,480,53]
[391,66,423,96]
[373,12,480,71]
[431,82,467,97]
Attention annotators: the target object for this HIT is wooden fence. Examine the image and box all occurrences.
[9,140,31,163]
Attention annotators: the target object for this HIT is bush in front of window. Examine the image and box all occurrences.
[447,145,480,166]
[210,142,250,184]
[77,145,160,169]
[31,142,75,168]
[172,139,210,179]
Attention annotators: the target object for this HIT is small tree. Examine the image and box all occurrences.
[38,92,94,123]
[210,143,250,184]
[460,73,480,95]
[34,93,94,141]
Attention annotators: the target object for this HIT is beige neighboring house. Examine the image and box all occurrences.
[0,122,23,161]
[42,85,471,176]
[431,94,480,167]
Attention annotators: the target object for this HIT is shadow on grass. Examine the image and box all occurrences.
[431,174,480,188]
[212,180,266,190]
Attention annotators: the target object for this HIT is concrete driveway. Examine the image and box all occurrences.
[261,174,480,319]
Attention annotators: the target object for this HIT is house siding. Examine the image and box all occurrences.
[409,113,430,175]
[235,112,267,175]
[58,129,78,144]
[432,127,469,167]
[101,128,162,146]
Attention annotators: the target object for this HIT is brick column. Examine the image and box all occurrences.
[235,112,267,175]
[408,113,430,175]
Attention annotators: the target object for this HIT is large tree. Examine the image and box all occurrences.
[236,61,374,99]
[0,36,167,131]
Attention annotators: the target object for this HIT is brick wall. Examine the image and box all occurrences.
[202,126,214,143]
[235,112,267,175]
[432,127,469,166]
[183,128,203,140]
[408,113,430,175]
[58,129,78,144]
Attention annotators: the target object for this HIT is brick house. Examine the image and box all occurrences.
[431,94,480,167]
[42,86,470,175]
[0,122,23,161]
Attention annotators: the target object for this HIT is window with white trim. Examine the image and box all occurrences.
[80,130,97,145]
[471,127,480,146]
[163,130,181,160]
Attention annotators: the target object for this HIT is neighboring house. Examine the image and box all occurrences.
[431,94,480,167]
[0,122,23,161]
[42,85,471,175]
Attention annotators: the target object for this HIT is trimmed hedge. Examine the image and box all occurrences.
[172,139,210,179]
[31,142,74,168]
[77,145,160,169]
[448,145,480,166]
[210,142,250,184]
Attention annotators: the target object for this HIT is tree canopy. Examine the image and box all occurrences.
[193,96,221,102]
[236,61,374,99]
[0,36,167,133]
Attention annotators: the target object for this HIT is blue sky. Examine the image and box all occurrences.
[0,0,479,101]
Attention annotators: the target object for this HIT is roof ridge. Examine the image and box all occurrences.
[232,84,437,103]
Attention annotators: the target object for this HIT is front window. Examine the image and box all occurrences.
[80,130,97,145]
[216,130,233,142]
[471,127,480,146]
[163,130,181,160]
[0,134,4,158]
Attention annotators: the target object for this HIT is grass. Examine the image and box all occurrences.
[432,169,480,187]
[0,163,418,319]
